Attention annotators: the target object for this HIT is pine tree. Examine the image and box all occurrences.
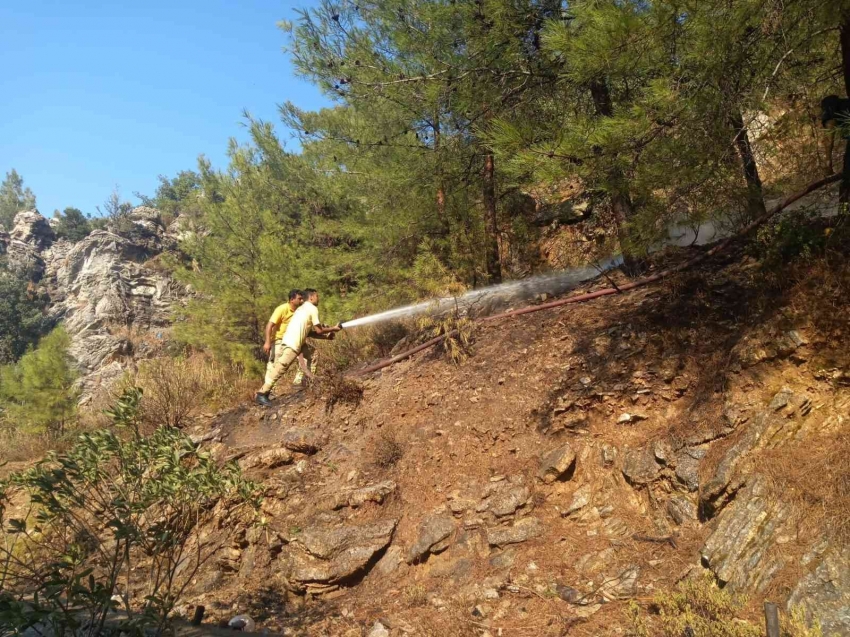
[0,327,78,435]
[0,265,51,364]
[0,170,37,230]
[53,207,93,242]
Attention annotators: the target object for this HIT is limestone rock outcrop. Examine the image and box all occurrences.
[4,208,188,400]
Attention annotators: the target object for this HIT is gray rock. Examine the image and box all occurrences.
[329,481,397,510]
[556,585,581,603]
[486,517,542,547]
[367,621,390,637]
[700,411,775,518]
[701,477,789,591]
[563,484,591,517]
[769,387,794,412]
[538,444,576,483]
[787,546,850,636]
[407,514,455,563]
[282,428,325,454]
[488,485,530,517]
[238,447,294,469]
[667,495,697,525]
[622,447,660,486]
[674,453,701,492]
[11,210,55,250]
[284,519,398,593]
[374,545,402,576]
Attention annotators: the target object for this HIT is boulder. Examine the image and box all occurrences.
[538,444,576,483]
[284,518,398,593]
[622,447,660,486]
[701,476,789,592]
[486,517,543,547]
[787,546,850,636]
[328,481,397,510]
[563,484,592,517]
[238,447,294,470]
[407,514,455,563]
[10,210,55,250]
[282,428,325,454]
[667,495,697,525]
[487,485,530,518]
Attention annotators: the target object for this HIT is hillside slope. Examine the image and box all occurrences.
[166,237,850,637]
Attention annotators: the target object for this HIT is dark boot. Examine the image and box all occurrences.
[254,392,272,407]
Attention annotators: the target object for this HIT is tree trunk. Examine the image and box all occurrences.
[482,153,502,284]
[839,18,850,203]
[590,79,642,275]
[729,110,767,219]
[433,113,450,237]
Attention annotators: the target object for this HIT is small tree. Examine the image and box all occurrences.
[0,266,51,365]
[0,388,260,637]
[0,170,36,231]
[0,327,78,435]
[53,207,93,242]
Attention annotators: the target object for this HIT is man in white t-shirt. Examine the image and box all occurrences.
[255,289,342,406]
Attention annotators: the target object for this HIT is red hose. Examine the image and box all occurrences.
[351,173,841,377]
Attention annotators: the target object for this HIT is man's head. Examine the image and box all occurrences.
[303,288,319,306]
[288,289,304,308]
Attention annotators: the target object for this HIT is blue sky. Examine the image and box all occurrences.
[0,0,329,216]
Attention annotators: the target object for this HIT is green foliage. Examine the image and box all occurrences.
[53,207,93,242]
[0,388,260,636]
[136,170,202,225]
[0,327,79,435]
[629,574,760,637]
[0,170,36,231]
[0,266,51,365]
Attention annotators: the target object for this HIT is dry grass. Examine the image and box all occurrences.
[760,425,850,546]
[371,430,405,469]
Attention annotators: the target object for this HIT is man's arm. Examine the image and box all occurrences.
[310,322,343,336]
[262,321,278,354]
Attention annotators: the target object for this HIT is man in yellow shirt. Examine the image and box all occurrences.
[262,290,303,391]
[255,289,342,406]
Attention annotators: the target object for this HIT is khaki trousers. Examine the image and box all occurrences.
[261,342,315,394]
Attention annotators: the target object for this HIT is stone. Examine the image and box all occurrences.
[617,413,647,424]
[282,428,325,454]
[768,387,794,412]
[367,621,390,637]
[600,444,618,466]
[407,514,456,563]
[538,444,576,483]
[238,446,294,469]
[329,481,397,510]
[667,495,697,525]
[700,411,775,518]
[283,519,398,593]
[787,546,850,636]
[622,447,660,486]
[563,485,591,517]
[701,477,789,592]
[599,566,640,600]
[674,453,701,493]
[556,585,581,603]
[374,545,403,576]
[488,550,516,570]
[486,517,542,547]
[488,485,530,517]
[11,210,55,249]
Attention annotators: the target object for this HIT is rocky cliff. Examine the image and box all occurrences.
[1,208,188,399]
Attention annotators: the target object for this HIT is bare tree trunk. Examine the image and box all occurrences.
[589,79,642,275]
[730,110,768,219]
[482,153,502,284]
[839,18,850,203]
[433,113,449,237]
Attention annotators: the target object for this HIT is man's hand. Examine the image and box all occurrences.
[262,340,272,355]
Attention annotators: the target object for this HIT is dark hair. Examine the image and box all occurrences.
[289,289,303,301]
[303,288,318,298]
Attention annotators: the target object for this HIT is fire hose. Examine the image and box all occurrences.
[351,173,841,377]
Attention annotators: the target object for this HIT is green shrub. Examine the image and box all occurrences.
[0,388,260,636]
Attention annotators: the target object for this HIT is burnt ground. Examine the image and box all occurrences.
[107,236,850,635]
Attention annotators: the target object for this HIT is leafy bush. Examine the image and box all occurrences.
[628,573,823,637]
[0,266,51,365]
[416,310,476,365]
[0,388,259,637]
[53,207,93,242]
